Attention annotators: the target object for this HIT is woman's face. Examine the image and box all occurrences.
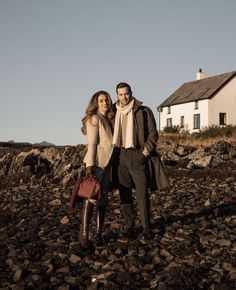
[97,94,109,114]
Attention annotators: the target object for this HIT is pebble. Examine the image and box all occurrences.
[60,215,69,224]
[69,254,81,263]
[215,239,232,247]
[13,269,22,282]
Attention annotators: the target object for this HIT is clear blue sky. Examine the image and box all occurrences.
[1,0,236,145]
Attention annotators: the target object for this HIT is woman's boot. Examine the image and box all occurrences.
[79,200,94,248]
[95,205,106,245]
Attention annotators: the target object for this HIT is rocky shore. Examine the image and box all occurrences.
[0,141,236,289]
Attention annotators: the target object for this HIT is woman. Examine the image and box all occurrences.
[79,90,114,248]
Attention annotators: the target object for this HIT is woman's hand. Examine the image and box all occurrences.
[86,166,94,177]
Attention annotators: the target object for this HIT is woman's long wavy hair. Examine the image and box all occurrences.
[81,91,114,135]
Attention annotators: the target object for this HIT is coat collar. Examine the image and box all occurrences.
[133,98,143,112]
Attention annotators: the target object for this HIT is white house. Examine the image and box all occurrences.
[157,69,236,132]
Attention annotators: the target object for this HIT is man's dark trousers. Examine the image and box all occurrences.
[118,148,150,231]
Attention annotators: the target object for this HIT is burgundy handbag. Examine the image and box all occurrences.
[77,175,101,200]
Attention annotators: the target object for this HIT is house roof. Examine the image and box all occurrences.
[158,70,236,108]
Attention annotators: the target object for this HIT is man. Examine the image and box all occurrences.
[113,82,158,239]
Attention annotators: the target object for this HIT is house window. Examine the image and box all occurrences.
[219,113,226,125]
[193,114,200,129]
[167,106,171,114]
[180,116,184,128]
[166,118,172,127]
[194,101,199,109]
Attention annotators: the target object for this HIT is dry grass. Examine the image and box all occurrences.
[159,133,236,147]
[159,125,236,147]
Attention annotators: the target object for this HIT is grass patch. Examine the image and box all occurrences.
[159,125,236,147]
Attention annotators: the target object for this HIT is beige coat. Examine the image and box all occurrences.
[83,114,113,168]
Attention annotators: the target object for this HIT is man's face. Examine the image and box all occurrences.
[117,87,131,107]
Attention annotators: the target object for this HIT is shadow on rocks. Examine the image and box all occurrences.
[153,199,236,229]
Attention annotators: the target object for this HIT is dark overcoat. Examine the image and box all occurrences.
[113,98,169,191]
[147,150,170,191]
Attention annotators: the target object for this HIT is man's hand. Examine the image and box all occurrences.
[142,147,149,157]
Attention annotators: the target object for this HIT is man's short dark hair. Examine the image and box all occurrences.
[116,82,132,95]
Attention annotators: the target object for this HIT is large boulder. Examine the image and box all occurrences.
[0,145,87,188]
[2,149,51,187]
[187,155,213,169]
[174,144,196,157]
[51,145,87,186]
[0,153,13,176]
[215,141,231,154]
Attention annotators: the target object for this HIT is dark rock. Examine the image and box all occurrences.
[216,140,231,154]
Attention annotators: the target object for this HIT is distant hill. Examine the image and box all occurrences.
[33,141,56,147]
[0,140,56,148]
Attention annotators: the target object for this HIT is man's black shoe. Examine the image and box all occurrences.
[95,233,104,246]
[123,228,138,240]
[142,229,153,240]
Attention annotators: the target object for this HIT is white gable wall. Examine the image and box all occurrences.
[159,99,209,132]
[208,77,236,125]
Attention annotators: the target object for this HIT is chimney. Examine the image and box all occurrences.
[196,68,205,80]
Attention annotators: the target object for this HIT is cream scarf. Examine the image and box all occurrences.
[112,99,135,148]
